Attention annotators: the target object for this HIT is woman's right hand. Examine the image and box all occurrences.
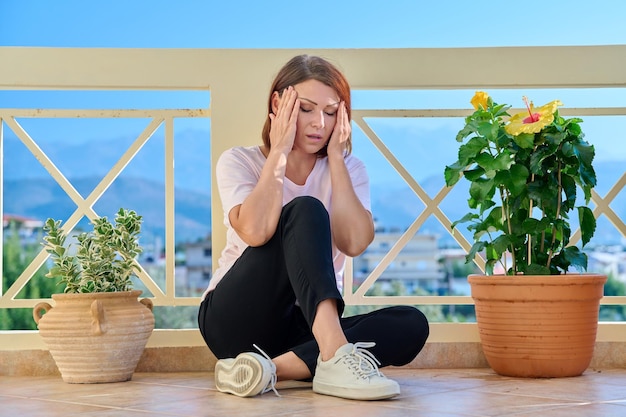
[268,86,299,155]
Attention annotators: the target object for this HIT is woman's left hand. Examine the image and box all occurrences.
[326,102,350,159]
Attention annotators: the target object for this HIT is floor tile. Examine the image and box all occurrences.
[2,368,626,417]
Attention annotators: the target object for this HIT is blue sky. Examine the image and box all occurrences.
[1,1,625,241]
[1,1,625,175]
[2,0,624,147]
[2,0,625,48]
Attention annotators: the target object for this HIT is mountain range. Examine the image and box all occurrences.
[3,128,624,245]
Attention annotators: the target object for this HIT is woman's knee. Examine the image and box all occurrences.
[284,196,326,214]
[392,305,430,345]
[281,196,329,228]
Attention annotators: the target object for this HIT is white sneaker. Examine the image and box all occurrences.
[214,345,279,397]
[313,342,400,401]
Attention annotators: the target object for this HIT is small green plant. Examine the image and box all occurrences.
[42,208,143,293]
[444,92,597,275]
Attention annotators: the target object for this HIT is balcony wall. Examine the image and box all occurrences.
[1,46,626,376]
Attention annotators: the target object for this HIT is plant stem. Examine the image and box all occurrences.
[528,172,535,266]
[539,210,546,253]
[546,161,563,269]
[527,145,539,267]
[528,199,533,266]
[501,188,513,273]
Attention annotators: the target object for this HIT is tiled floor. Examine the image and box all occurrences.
[1,368,626,417]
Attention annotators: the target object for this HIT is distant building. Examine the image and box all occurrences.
[353,229,445,293]
[183,238,212,294]
[589,249,626,283]
[2,214,44,244]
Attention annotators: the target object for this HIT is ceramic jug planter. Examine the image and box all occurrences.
[469,273,607,378]
[33,290,155,383]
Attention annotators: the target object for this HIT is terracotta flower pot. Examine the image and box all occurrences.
[33,290,154,383]
[469,273,606,378]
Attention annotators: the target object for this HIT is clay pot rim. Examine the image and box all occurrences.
[51,289,143,300]
[468,273,607,286]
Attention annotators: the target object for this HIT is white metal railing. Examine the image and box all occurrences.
[2,106,626,308]
[1,108,208,308]
[1,47,625,349]
[345,107,626,306]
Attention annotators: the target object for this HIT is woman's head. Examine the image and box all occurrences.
[262,55,352,157]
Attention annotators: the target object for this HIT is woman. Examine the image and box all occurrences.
[198,54,429,401]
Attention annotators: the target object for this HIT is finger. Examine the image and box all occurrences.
[289,97,300,122]
[276,88,287,116]
[341,102,351,137]
[275,87,289,116]
[278,87,296,117]
[334,103,347,137]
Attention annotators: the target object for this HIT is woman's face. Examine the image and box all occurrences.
[291,79,340,155]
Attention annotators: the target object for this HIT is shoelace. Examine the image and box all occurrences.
[345,342,383,379]
[253,344,281,397]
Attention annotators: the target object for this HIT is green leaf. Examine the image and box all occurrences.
[485,243,499,261]
[544,130,566,147]
[492,151,513,170]
[579,159,597,190]
[466,241,486,265]
[464,167,486,181]
[565,119,583,136]
[573,141,596,166]
[562,246,588,272]
[469,178,495,202]
[477,120,499,140]
[492,234,511,255]
[503,163,529,197]
[471,215,498,239]
[450,213,479,229]
[481,199,496,213]
[444,162,465,187]
[476,150,513,173]
[485,259,497,275]
[475,152,494,169]
[492,103,511,118]
[526,263,551,275]
[529,181,559,214]
[456,123,475,142]
[486,206,503,224]
[512,133,535,149]
[459,136,488,164]
[529,146,549,175]
[560,173,577,211]
[578,206,596,247]
[521,218,542,233]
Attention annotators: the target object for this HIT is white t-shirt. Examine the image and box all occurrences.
[202,145,371,299]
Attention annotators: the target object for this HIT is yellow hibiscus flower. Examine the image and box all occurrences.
[470,91,490,110]
[505,97,563,136]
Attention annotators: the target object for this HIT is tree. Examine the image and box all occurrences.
[600,272,626,321]
[1,222,61,330]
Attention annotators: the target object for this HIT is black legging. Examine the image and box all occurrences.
[198,196,429,375]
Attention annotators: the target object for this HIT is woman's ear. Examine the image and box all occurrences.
[270,91,280,114]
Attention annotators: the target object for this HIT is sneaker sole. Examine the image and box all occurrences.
[313,380,400,401]
[215,355,264,397]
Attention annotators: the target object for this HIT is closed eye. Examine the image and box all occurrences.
[299,107,336,116]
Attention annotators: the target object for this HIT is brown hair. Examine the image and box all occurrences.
[261,55,352,157]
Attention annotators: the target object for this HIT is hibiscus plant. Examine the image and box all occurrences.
[444,91,597,275]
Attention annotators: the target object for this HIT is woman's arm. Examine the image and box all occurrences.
[327,103,375,256]
[229,87,299,247]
